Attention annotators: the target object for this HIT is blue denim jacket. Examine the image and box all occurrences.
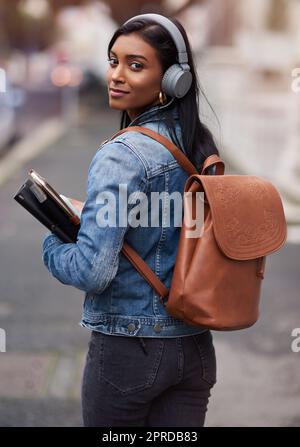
[42,101,207,338]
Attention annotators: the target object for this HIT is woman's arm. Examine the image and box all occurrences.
[42,140,147,294]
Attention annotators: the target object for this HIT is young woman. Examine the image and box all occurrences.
[42,13,219,427]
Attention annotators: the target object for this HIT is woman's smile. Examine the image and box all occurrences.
[109,87,130,98]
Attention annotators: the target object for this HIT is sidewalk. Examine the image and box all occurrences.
[0,106,299,426]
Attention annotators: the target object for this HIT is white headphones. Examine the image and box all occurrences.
[122,13,193,99]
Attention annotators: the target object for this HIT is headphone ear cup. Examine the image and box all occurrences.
[162,64,192,98]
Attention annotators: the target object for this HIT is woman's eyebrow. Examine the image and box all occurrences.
[109,50,148,62]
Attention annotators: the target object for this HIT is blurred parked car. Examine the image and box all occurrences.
[0,77,18,151]
[0,94,15,150]
[0,78,26,151]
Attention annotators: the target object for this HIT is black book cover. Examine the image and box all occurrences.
[13,178,80,243]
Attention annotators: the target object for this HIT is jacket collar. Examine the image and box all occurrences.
[128,98,179,127]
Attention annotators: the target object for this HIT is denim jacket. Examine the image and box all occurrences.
[42,101,207,338]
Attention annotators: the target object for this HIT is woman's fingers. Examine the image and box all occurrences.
[69,198,84,212]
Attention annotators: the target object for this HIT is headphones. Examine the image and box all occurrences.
[122,13,192,99]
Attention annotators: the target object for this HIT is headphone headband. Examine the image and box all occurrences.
[122,13,192,98]
[123,13,188,66]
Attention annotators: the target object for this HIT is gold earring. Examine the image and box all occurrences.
[159,91,167,105]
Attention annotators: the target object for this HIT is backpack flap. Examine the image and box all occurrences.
[186,174,287,260]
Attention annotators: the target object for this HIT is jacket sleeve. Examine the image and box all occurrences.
[42,140,147,293]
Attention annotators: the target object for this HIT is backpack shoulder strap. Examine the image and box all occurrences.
[122,242,169,300]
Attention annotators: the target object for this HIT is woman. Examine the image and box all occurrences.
[42,13,219,427]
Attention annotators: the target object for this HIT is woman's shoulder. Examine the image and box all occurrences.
[92,135,146,169]
[111,125,183,173]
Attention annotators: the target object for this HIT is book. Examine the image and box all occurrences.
[13,169,82,243]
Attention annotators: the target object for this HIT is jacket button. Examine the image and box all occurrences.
[153,323,162,333]
[127,323,136,333]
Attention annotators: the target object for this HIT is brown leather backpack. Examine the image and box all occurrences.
[106,126,287,331]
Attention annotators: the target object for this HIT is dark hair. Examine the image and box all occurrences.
[107,16,220,171]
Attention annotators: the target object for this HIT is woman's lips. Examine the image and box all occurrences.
[109,89,129,98]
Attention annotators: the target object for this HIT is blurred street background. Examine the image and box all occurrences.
[0,0,299,427]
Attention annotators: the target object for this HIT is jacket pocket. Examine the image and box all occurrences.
[101,334,164,395]
[192,330,217,386]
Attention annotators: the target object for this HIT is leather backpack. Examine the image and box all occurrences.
[105,126,287,331]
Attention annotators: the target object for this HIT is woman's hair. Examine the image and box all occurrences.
[107,16,220,171]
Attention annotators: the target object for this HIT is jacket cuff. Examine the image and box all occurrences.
[42,232,63,251]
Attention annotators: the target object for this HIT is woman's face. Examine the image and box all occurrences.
[106,33,164,120]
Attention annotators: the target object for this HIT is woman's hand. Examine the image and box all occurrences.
[68,197,85,213]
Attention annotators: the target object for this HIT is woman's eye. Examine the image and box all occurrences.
[107,58,143,70]
[107,58,117,66]
[131,62,143,70]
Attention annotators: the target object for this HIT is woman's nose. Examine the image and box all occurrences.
[111,64,125,82]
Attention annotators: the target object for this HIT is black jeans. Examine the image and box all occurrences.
[81,330,217,427]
